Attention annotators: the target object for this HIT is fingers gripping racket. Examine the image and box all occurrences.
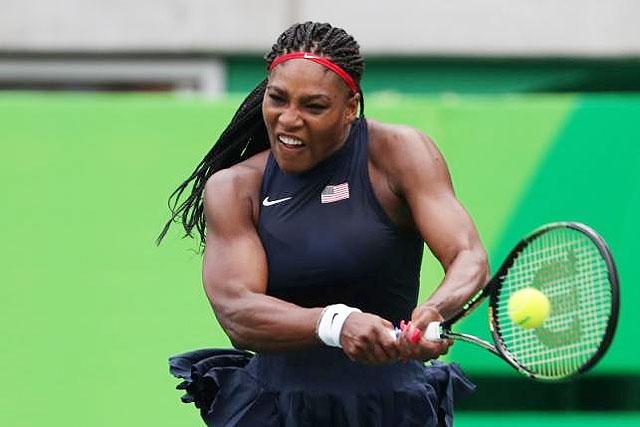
[426,222,619,381]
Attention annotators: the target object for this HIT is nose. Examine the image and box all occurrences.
[278,106,303,129]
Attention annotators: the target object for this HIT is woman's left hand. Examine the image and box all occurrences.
[397,304,452,361]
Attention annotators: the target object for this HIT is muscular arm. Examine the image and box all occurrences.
[384,126,489,320]
[202,168,322,351]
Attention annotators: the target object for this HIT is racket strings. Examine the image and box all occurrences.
[525,237,606,376]
[494,227,612,379]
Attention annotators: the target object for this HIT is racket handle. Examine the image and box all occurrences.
[425,322,443,341]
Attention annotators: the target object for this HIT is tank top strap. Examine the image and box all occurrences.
[351,118,398,229]
[260,151,278,199]
[351,117,367,162]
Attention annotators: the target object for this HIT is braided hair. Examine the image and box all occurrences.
[157,22,365,249]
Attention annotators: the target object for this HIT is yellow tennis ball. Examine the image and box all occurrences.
[507,287,551,329]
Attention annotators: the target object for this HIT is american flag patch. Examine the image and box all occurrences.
[321,182,350,204]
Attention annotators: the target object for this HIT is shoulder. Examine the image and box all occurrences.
[204,150,270,227]
[205,149,269,196]
[366,119,451,194]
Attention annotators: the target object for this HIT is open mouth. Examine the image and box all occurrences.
[278,135,306,149]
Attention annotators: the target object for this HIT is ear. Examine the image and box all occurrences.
[344,92,360,123]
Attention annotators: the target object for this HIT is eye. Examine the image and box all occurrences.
[268,93,286,104]
[306,104,328,113]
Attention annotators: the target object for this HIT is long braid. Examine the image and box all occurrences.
[158,22,364,249]
[156,81,268,245]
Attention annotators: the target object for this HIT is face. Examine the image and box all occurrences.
[262,59,359,174]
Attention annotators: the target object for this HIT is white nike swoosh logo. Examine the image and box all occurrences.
[262,196,292,207]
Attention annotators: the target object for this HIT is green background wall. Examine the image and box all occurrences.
[1,93,638,425]
[227,57,640,94]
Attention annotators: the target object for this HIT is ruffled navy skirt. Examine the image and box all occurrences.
[169,346,474,427]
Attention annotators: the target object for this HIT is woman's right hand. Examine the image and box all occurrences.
[339,312,400,364]
[397,305,452,362]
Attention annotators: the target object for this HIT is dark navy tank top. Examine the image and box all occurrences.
[257,118,423,324]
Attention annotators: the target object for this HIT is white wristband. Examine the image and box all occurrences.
[316,304,362,348]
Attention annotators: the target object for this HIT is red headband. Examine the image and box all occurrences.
[268,52,360,95]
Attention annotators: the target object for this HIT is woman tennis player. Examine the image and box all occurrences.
[159,22,489,426]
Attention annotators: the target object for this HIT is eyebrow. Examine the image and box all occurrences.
[266,85,332,102]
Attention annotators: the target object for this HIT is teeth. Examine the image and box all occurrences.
[279,136,304,146]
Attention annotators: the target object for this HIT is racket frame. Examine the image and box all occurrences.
[436,221,620,381]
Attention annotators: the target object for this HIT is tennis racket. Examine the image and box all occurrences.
[425,222,619,381]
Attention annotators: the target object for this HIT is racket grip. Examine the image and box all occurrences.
[425,322,443,341]
[389,327,401,340]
